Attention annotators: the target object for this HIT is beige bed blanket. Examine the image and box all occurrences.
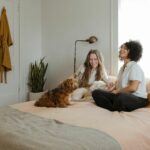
[12,100,150,150]
[0,106,121,150]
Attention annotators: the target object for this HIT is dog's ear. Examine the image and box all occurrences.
[65,79,72,88]
[59,79,69,88]
[65,79,73,88]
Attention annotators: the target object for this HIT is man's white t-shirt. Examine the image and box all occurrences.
[117,61,147,98]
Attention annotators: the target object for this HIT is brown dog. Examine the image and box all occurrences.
[34,78,78,107]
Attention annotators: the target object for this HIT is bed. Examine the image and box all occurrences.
[0,104,121,150]
[8,99,150,150]
[0,103,121,150]
[1,80,150,150]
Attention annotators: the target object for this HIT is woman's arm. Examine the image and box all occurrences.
[112,80,140,94]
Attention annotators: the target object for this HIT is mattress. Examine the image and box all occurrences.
[12,100,150,150]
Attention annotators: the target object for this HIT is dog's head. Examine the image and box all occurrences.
[59,78,78,91]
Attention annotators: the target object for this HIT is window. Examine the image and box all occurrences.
[118,0,150,77]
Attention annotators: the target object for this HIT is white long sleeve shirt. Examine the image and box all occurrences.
[76,65,109,85]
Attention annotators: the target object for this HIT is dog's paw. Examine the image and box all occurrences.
[58,103,67,108]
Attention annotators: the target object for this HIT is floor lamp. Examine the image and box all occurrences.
[74,36,98,74]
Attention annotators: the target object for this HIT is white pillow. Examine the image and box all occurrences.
[71,88,88,101]
[90,81,107,92]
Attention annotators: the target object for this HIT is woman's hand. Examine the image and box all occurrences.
[112,89,119,94]
[112,80,140,94]
[106,82,116,92]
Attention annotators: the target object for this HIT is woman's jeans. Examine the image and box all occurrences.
[92,89,148,111]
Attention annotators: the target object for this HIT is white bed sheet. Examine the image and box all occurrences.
[12,100,150,150]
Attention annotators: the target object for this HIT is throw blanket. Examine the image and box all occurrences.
[0,106,121,150]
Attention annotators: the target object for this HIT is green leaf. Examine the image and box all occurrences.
[28,57,48,92]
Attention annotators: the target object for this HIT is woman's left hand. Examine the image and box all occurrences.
[107,82,115,92]
[112,89,119,94]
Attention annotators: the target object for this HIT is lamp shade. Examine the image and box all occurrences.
[86,36,98,43]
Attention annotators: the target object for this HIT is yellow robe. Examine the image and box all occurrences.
[0,7,13,83]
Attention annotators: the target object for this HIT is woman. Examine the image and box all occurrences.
[72,49,109,101]
[92,40,148,111]
[75,49,108,87]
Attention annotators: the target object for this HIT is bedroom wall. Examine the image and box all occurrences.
[0,0,118,106]
[19,0,42,102]
[42,0,118,90]
[0,0,20,106]
[0,0,42,106]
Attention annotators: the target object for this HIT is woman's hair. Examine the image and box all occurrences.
[80,49,105,87]
[121,40,143,62]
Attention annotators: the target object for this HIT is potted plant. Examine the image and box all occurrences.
[28,57,48,100]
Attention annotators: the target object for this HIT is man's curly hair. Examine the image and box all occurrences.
[121,40,143,62]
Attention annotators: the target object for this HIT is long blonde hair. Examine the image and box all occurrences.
[80,49,105,87]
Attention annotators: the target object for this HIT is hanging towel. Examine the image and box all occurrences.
[0,7,13,83]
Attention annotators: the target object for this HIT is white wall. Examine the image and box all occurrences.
[0,0,118,106]
[0,0,20,105]
[42,0,118,89]
[19,0,42,101]
[0,0,42,106]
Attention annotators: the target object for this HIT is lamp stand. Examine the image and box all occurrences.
[74,40,86,74]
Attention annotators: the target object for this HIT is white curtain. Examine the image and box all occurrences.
[118,0,150,77]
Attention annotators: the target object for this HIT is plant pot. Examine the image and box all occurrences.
[29,90,47,101]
